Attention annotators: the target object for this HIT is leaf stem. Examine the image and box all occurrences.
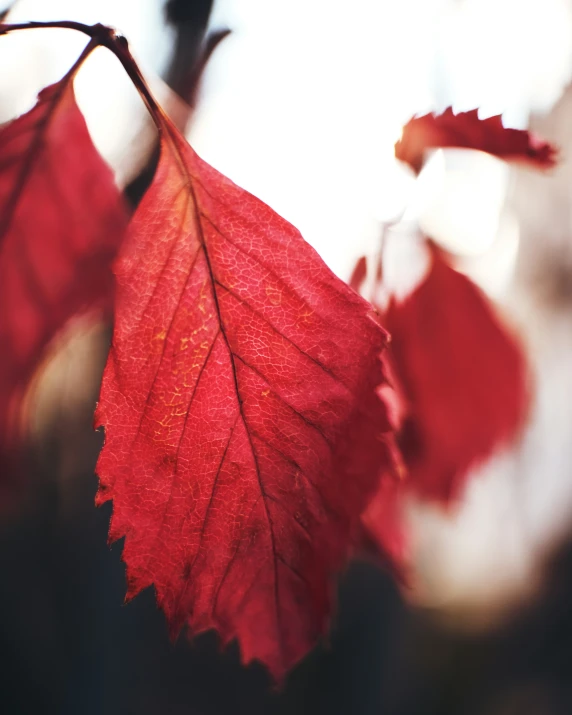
[0,21,168,133]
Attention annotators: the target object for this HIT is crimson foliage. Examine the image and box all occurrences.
[0,21,541,678]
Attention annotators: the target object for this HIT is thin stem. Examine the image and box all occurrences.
[101,35,168,133]
[0,21,168,133]
[67,37,100,79]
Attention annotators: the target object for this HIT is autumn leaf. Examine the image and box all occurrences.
[359,103,546,565]
[95,115,395,680]
[385,245,528,501]
[348,254,367,293]
[361,470,407,577]
[358,244,528,566]
[0,76,128,488]
[357,343,410,576]
[395,107,557,174]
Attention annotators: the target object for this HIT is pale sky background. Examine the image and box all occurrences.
[2,0,572,276]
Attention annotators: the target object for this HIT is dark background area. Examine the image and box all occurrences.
[3,465,572,714]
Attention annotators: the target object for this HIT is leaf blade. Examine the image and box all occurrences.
[0,79,128,486]
[96,122,395,679]
[362,245,529,566]
[395,108,557,174]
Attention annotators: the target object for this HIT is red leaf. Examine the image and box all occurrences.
[383,244,528,503]
[361,471,408,576]
[348,255,367,292]
[395,108,557,174]
[95,118,395,679]
[361,246,528,568]
[360,351,410,577]
[0,80,128,483]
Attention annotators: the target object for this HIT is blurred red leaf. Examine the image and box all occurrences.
[95,117,395,680]
[0,79,128,487]
[384,245,528,502]
[395,108,557,174]
[348,254,367,292]
[361,471,408,576]
[354,246,528,564]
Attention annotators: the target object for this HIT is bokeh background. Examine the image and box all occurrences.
[2,0,572,712]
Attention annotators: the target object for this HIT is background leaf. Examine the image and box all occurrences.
[0,79,128,491]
